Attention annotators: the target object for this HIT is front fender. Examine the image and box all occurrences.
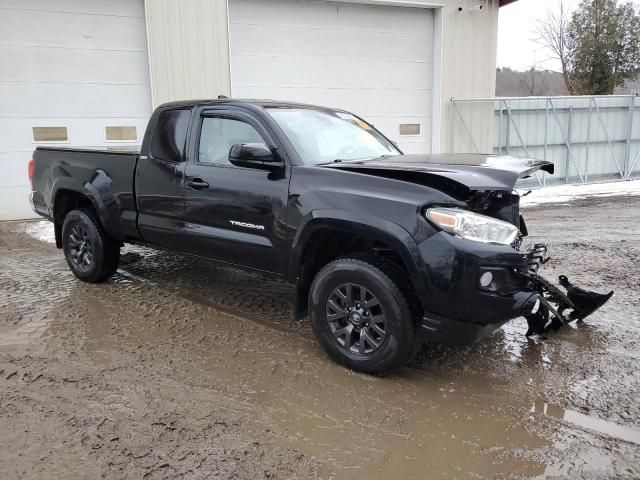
[288,209,431,301]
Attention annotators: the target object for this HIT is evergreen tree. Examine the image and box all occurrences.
[567,0,640,94]
[538,0,640,94]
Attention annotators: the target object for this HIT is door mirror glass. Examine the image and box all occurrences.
[229,143,281,170]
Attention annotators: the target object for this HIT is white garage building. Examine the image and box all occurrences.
[0,0,514,220]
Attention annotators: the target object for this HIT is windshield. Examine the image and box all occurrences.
[267,108,400,165]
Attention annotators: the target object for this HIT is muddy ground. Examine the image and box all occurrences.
[0,195,639,479]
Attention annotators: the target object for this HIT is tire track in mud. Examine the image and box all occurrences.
[0,227,319,480]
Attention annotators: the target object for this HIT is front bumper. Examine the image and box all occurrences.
[414,231,538,345]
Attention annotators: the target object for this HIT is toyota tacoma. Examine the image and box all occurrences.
[29,99,613,374]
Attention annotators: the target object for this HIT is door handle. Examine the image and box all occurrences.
[186,178,210,190]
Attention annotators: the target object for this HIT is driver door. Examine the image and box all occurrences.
[181,110,289,274]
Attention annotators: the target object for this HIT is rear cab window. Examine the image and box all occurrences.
[150,109,191,162]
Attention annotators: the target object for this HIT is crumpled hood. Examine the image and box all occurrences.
[324,153,554,191]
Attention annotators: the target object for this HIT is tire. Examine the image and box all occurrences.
[309,256,416,375]
[61,209,120,283]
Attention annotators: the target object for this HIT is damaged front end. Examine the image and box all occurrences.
[411,156,614,340]
[517,243,614,336]
[465,183,615,337]
[328,153,614,340]
[446,159,615,337]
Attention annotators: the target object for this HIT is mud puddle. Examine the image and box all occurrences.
[1,196,640,479]
[531,400,640,446]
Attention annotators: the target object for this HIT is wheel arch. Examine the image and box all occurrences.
[289,210,428,320]
[51,171,122,247]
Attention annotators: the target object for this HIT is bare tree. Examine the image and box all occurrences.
[519,66,550,96]
[536,0,573,93]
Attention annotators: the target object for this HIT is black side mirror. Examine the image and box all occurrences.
[228,143,282,170]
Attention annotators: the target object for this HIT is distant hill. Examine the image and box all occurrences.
[495,68,640,96]
[495,68,568,96]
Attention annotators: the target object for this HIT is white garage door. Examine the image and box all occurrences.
[229,0,434,156]
[0,0,152,220]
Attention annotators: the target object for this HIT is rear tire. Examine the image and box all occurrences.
[309,256,416,375]
[61,209,120,283]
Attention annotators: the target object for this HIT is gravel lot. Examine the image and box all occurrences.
[1,195,639,479]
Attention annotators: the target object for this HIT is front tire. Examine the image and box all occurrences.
[61,209,120,283]
[309,257,416,375]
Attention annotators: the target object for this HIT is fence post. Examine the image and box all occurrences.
[498,103,503,154]
[450,98,455,153]
[504,100,511,155]
[543,98,548,186]
[549,98,585,183]
[565,106,573,183]
[625,95,635,178]
[592,97,625,179]
[585,100,592,183]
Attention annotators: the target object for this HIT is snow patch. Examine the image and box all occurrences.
[520,180,640,207]
[24,221,55,244]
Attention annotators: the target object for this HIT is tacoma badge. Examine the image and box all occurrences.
[230,220,265,231]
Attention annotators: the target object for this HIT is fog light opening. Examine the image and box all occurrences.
[479,271,493,287]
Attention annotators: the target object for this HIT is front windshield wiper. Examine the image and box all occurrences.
[316,158,351,165]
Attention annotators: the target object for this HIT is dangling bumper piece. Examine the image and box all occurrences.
[517,243,614,336]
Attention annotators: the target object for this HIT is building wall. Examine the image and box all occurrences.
[144,0,231,106]
[144,0,500,153]
[440,0,500,153]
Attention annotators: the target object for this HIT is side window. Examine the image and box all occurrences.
[150,109,190,162]
[198,117,265,166]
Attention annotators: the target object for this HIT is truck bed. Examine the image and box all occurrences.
[31,146,140,242]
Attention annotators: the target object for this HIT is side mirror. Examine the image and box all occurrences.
[228,143,282,170]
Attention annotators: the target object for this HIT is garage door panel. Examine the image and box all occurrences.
[367,116,432,145]
[0,185,34,220]
[0,153,34,188]
[230,23,432,63]
[234,86,431,118]
[0,46,149,84]
[0,83,151,117]
[397,142,431,154]
[0,117,147,152]
[230,0,432,35]
[0,9,147,52]
[230,0,434,154]
[331,2,433,34]
[0,1,151,219]
[0,0,144,17]
[232,56,432,90]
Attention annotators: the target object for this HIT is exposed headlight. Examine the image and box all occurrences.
[425,208,519,246]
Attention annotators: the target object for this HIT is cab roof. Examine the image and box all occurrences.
[158,98,343,112]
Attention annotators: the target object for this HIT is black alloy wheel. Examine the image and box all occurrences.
[309,256,417,375]
[66,223,93,271]
[326,283,387,354]
[62,209,120,283]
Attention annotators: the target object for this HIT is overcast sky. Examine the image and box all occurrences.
[497,0,640,72]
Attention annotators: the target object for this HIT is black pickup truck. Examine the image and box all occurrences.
[29,99,612,374]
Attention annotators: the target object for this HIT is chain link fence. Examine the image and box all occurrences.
[450,95,640,186]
